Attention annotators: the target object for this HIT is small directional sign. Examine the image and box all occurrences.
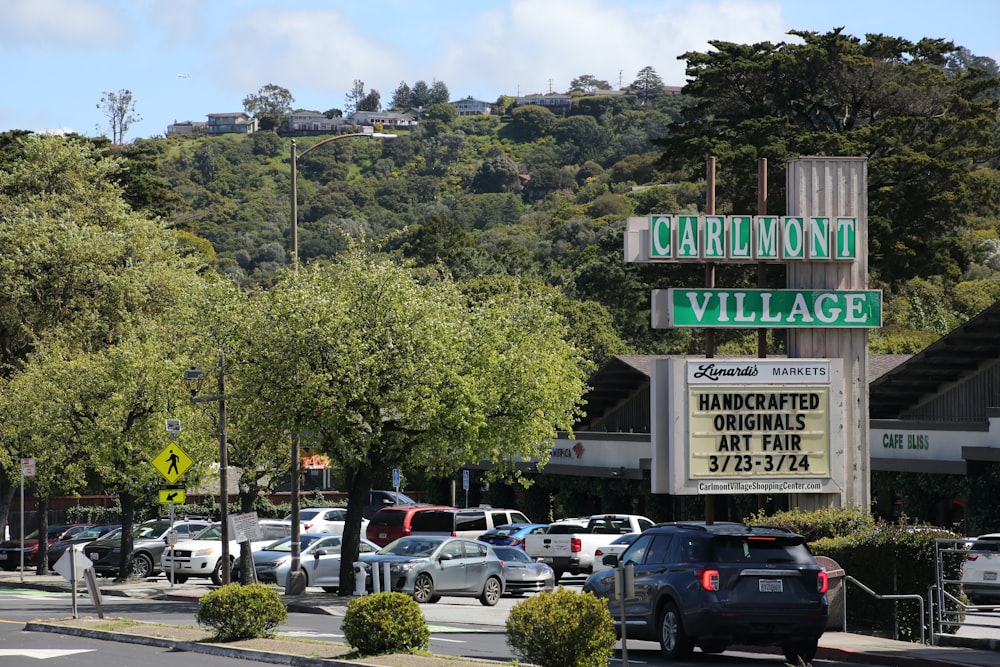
[152,444,193,483]
[159,489,186,504]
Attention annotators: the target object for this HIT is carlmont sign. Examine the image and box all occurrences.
[644,214,858,262]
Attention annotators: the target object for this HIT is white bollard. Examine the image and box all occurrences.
[382,562,391,592]
[353,562,367,596]
[372,560,381,593]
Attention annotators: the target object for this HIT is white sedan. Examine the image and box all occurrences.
[593,533,641,563]
[272,536,381,592]
[284,507,369,535]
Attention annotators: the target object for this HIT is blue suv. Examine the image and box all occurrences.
[583,522,828,663]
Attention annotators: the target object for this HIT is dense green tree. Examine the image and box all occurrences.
[569,74,612,94]
[659,29,1000,287]
[243,84,295,117]
[472,155,521,194]
[630,66,664,105]
[230,251,588,593]
[390,81,412,110]
[358,89,381,112]
[504,105,557,141]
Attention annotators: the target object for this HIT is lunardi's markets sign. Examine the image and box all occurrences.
[650,358,845,496]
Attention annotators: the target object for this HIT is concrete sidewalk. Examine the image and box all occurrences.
[5,569,1000,666]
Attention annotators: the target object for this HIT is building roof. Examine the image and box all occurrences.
[868,301,1000,419]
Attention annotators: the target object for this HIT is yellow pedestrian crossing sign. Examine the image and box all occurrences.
[152,444,193,483]
[159,489,186,504]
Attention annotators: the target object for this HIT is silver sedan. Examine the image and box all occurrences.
[493,546,554,595]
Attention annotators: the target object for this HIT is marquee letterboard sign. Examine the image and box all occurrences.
[650,358,846,496]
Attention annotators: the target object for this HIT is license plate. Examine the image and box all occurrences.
[378,532,387,539]
[985,571,997,581]
[759,578,783,593]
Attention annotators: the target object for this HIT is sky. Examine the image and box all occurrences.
[3,0,999,141]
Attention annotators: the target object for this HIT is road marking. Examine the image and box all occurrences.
[0,649,95,658]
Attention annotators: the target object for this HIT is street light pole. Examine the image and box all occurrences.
[285,130,395,596]
[184,354,230,585]
[289,131,396,273]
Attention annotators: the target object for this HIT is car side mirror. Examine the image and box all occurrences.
[313,550,327,558]
[602,554,619,567]
[439,553,453,561]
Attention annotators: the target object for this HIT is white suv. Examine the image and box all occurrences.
[162,519,290,584]
[963,533,1000,605]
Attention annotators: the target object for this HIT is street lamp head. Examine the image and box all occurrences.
[183,367,205,397]
[370,133,397,139]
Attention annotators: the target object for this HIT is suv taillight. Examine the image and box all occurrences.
[817,570,829,594]
[571,538,582,553]
[699,569,720,591]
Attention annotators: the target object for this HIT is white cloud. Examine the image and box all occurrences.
[0,0,126,48]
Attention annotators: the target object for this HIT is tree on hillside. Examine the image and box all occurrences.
[358,89,382,112]
[630,66,664,105]
[230,251,588,594]
[97,88,141,144]
[569,74,611,94]
[345,80,366,114]
[243,83,295,117]
[243,84,294,130]
[472,155,522,194]
[658,28,1000,286]
[391,81,412,109]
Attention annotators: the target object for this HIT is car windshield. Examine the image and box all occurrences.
[133,522,170,539]
[100,528,123,541]
[488,525,520,537]
[495,547,530,563]
[261,535,325,552]
[73,526,109,540]
[192,525,223,540]
[381,539,440,557]
[612,533,639,545]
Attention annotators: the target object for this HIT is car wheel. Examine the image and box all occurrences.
[427,594,441,604]
[479,576,502,606]
[211,557,234,586]
[130,553,154,579]
[699,642,727,654]
[658,602,693,659]
[321,586,338,593]
[167,572,188,584]
[412,573,435,603]
[783,639,818,665]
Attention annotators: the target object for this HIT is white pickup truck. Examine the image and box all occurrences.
[524,514,655,582]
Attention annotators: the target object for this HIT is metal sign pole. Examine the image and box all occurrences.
[19,464,24,582]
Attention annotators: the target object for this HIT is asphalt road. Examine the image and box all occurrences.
[0,582,903,667]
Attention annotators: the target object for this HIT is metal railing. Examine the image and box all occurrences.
[844,575,926,645]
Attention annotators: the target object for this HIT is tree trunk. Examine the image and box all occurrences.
[117,492,136,581]
[35,496,49,575]
[0,482,14,541]
[338,462,373,595]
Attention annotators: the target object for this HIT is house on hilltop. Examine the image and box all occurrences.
[207,112,258,135]
[451,98,493,116]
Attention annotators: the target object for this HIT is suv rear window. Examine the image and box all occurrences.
[971,537,1000,552]
[369,510,406,527]
[711,535,815,564]
[411,510,455,532]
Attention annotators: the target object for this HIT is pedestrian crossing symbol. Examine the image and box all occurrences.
[152,444,193,483]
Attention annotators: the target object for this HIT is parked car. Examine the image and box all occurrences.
[408,507,532,539]
[493,545,554,595]
[593,532,642,561]
[284,507,368,535]
[477,523,549,549]
[272,536,380,591]
[47,524,121,568]
[583,522,828,664]
[359,535,505,605]
[162,519,291,584]
[0,524,92,571]
[962,533,1000,605]
[363,490,420,519]
[365,504,455,547]
[83,518,212,579]
[524,513,655,581]
[247,533,337,583]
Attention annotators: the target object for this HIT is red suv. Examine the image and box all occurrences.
[365,504,454,547]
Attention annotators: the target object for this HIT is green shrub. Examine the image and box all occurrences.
[506,588,616,667]
[195,583,288,641]
[744,505,875,541]
[342,592,429,655]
